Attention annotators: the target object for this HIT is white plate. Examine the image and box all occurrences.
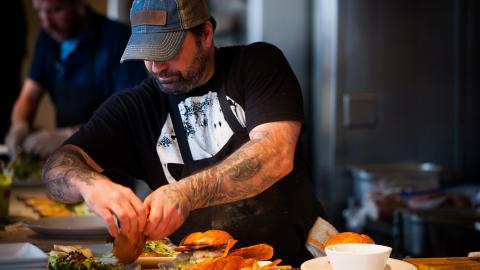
[0,242,47,265]
[22,216,109,237]
[301,256,417,270]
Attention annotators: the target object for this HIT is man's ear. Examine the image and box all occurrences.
[203,21,215,48]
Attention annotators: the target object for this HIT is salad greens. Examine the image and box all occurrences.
[143,240,176,257]
[48,249,121,270]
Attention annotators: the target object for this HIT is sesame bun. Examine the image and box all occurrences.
[325,232,375,247]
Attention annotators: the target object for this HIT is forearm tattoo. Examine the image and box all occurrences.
[183,138,279,209]
[42,148,98,203]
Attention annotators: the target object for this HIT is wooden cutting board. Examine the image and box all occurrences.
[404,257,480,270]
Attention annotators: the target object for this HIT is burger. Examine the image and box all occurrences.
[325,231,374,247]
[175,230,237,266]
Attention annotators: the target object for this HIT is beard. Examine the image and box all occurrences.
[152,46,210,95]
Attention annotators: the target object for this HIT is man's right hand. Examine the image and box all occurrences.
[75,177,148,239]
[42,145,148,241]
[5,121,29,158]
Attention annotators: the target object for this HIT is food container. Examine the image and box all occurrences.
[400,208,480,257]
[348,163,442,204]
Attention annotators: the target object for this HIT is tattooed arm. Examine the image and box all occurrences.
[144,120,301,239]
[43,145,147,237]
[42,145,102,203]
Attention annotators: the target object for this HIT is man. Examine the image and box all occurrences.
[5,0,147,159]
[43,0,325,266]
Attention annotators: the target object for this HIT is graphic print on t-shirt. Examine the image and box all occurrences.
[156,91,246,183]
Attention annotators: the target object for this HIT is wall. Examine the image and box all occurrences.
[312,0,480,229]
[246,0,312,113]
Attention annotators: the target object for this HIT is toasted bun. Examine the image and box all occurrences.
[325,232,374,247]
[181,230,234,248]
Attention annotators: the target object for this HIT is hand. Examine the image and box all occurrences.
[143,184,192,240]
[22,127,74,158]
[77,178,148,239]
[5,122,29,158]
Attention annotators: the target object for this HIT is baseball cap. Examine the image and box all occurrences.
[121,0,210,63]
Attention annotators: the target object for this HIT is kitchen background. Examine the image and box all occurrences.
[15,0,480,258]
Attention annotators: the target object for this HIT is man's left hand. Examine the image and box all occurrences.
[143,183,192,240]
[22,128,75,158]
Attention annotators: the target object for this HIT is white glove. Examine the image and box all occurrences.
[4,122,29,158]
[22,127,75,159]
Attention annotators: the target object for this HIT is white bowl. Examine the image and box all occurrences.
[325,244,392,270]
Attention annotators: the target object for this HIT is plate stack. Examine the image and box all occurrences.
[0,242,47,269]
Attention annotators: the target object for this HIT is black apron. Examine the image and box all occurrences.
[164,76,323,266]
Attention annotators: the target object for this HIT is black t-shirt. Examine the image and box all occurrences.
[67,42,304,187]
[67,42,323,266]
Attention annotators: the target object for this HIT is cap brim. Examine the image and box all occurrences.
[121,30,186,62]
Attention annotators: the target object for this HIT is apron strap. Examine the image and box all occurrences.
[217,88,245,134]
[166,94,195,164]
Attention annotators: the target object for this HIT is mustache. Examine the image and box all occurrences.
[150,70,182,79]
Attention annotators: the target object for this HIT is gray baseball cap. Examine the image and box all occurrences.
[121,0,210,62]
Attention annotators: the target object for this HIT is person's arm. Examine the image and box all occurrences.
[8,78,80,158]
[144,120,301,239]
[5,78,44,157]
[11,78,44,123]
[185,120,300,207]
[43,144,147,237]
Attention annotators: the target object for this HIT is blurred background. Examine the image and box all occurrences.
[13,0,480,259]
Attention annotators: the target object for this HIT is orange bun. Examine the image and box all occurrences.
[325,232,375,247]
[181,230,234,248]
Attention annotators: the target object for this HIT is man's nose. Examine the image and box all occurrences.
[39,12,53,29]
[151,61,169,74]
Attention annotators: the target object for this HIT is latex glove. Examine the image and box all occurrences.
[22,127,75,158]
[143,183,192,240]
[4,122,29,158]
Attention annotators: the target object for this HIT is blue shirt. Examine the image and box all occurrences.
[29,9,147,127]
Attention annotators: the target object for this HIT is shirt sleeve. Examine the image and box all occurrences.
[28,30,50,89]
[65,91,147,182]
[236,42,305,132]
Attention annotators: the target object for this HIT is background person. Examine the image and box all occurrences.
[43,0,325,266]
[5,0,147,159]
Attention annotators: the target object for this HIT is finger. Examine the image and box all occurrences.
[98,209,118,237]
[109,203,132,236]
[35,143,49,158]
[165,215,184,239]
[123,188,147,233]
[151,209,175,240]
[22,135,36,154]
[144,197,163,236]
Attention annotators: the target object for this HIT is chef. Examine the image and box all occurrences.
[42,0,325,266]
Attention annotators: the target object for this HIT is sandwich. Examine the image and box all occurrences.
[325,231,375,247]
[174,230,290,270]
[175,229,237,265]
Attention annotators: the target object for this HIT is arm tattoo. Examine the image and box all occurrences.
[183,138,279,210]
[42,148,98,203]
